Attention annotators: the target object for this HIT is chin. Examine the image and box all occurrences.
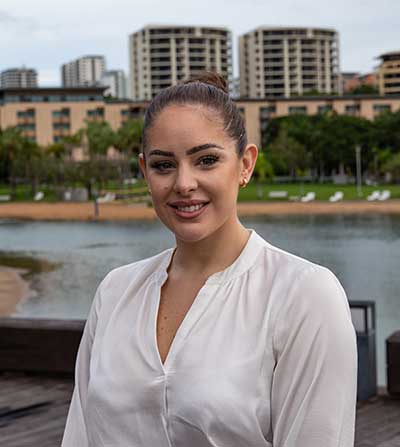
[169,224,215,243]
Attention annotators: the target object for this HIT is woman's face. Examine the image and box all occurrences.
[139,104,256,243]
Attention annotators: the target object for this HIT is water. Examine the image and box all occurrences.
[1,215,399,386]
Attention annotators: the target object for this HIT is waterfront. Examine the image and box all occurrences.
[0,214,399,386]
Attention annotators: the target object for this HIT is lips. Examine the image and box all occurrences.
[168,201,210,219]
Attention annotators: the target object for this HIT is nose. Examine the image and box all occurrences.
[173,164,198,195]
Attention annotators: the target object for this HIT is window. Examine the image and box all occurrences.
[373,104,391,114]
[318,105,333,114]
[345,104,360,116]
[289,106,307,115]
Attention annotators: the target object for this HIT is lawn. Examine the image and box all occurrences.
[237,182,400,202]
[0,181,399,202]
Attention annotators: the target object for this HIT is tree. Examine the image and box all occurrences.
[382,153,400,182]
[254,151,274,182]
[84,121,115,159]
[253,151,274,198]
[0,127,43,197]
[113,119,143,177]
[347,85,379,95]
[371,109,400,154]
[268,127,310,178]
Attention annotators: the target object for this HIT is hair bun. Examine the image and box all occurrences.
[183,71,229,94]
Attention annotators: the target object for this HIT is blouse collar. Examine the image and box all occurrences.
[156,228,266,285]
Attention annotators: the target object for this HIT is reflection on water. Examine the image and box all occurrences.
[0,214,399,386]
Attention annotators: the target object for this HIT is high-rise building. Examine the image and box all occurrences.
[239,27,341,98]
[378,51,400,96]
[129,25,232,100]
[61,56,106,87]
[101,70,127,99]
[0,68,38,88]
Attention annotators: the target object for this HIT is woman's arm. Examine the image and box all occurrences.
[271,266,358,447]
[61,284,102,447]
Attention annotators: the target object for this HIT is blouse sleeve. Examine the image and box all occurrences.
[271,266,358,447]
[61,283,102,447]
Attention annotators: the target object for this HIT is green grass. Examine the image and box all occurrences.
[1,181,399,202]
[0,180,148,202]
[237,182,400,202]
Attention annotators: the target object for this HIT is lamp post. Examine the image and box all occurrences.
[356,145,363,198]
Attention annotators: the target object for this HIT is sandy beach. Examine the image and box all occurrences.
[0,267,30,316]
[1,200,400,221]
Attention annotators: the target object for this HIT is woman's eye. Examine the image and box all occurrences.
[150,161,174,171]
[198,156,219,167]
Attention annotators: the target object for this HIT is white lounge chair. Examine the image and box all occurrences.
[97,192,116,203]
[329,191,344,202]
[300,192,316,202]
[34,191,44,201]
[268,190,288,199]
[378,190,391,201]
[367,190,381,201]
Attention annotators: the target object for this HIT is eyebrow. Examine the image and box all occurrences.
[148,143,224,158]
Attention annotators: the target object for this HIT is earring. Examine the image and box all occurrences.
[240,177,248,188]
[148,187,152,194]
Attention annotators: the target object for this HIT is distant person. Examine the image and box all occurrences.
[62,72,357,447]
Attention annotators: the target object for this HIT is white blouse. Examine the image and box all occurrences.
[62,229,357,447]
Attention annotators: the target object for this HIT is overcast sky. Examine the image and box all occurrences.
[0,0,398,86]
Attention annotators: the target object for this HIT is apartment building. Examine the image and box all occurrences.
[129,25,232,100]
[0,87,107,144]
[0,68,38,88]
[1,88,399,149]
[342,72,378,94]
[62,55,106,87]
[239,27,341,98]
[378,51,400,95]
[101,70,128,99]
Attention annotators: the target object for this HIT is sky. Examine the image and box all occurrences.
[0,0,399,86]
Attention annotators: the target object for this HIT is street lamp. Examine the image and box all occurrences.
[356,145,363,198]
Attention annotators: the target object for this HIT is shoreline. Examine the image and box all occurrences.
[0,200,400,221]
[0,267,31,316]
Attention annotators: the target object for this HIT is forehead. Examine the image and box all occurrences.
[146,104,228,148]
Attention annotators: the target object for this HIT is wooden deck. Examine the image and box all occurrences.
[0,373,399,447]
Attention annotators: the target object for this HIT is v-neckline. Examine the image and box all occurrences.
[154,272,213,372]
[152,229,259,372]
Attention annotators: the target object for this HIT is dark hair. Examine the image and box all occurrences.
[141,71,247,159]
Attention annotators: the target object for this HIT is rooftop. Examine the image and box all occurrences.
[378,51,400,60]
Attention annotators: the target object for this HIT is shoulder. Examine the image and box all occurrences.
[95,248,173,307]
[251,233,351,334]
[252,233,338,298]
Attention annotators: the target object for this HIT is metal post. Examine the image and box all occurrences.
[93,192,99,218]
[356,145,362,198]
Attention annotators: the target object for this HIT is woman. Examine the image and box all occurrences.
[62,72,357,447]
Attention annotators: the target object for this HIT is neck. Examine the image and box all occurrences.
[171,216,250,278]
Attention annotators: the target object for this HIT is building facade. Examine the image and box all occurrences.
[129,25,232,100]
[342,72,378,93]
[1,88,399,149]
[101,70,127,99]
[0,68,38,88]
[378,51,400,96]
[61,56,106,87]
[239,27,341,98]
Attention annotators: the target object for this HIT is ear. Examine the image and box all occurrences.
[138,153,147,181]
[240,144,258,180]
